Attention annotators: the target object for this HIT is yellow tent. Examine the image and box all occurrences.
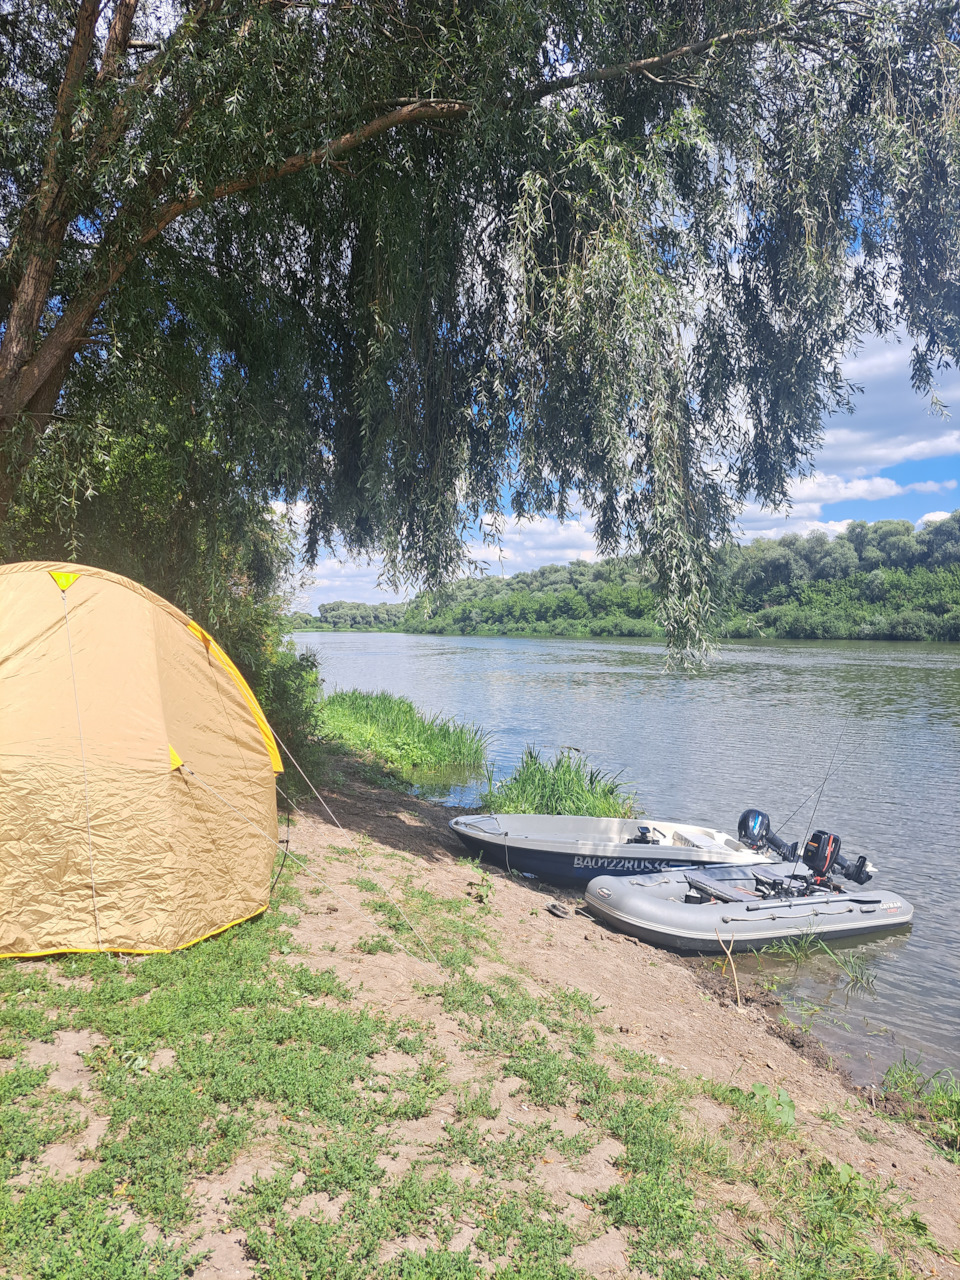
[0,562,283,957]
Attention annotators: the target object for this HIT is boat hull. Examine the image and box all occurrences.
[448,814,766,887]
[584,866,914,953]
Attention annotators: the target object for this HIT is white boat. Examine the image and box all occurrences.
[448,814,769,886]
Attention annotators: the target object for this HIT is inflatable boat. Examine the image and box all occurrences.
[448,813,769,886]
[584,859,914,953]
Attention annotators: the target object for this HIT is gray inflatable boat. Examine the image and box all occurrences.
[584,861,914,953]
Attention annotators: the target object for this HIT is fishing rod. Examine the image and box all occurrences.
[738,707,873,887]
[773,719,863,837]
[785,708,854,885]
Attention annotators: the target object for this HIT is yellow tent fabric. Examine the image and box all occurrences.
[0,562,283,957]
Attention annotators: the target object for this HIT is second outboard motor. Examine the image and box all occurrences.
[737,809,797,858]
[802,830,872,885]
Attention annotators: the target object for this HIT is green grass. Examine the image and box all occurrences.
[763,931,823,964]
[318,689,487,775]
[880,1057,960,1161]
[0,848,946,1279]
[480,747,637,817]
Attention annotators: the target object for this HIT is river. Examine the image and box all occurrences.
[292,631,960,1083]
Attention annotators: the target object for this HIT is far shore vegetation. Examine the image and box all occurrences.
[286,512,960,644]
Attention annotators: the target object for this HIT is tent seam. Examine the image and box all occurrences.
[61,589,103,951]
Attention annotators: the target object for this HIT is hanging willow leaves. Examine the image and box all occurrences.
[2,0,960,650]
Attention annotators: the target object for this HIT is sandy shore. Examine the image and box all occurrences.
[7,766,958,1279]
[279,770,960,1276]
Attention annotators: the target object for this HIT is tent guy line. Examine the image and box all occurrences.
[268,729,444,966]
[177,759,443,973]
[272,727,345,830]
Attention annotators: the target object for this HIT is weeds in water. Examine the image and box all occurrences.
[818,941,877,994]
[319,689,487,773]
[763,935,877,994]
[763,931,821,964]
[481,747,637,817]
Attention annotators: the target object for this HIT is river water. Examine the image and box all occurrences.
[293,631,960,1082]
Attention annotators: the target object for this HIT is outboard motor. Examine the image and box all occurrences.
[737,809,797,858]
[802,830,872,885]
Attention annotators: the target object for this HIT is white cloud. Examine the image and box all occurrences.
[819,332,960,473]
[298,514,600,608]
[737,517,855,542]
[465,514,598,574]
[296,558,406,608]
[917,511,953,528]
[735,474,957,541]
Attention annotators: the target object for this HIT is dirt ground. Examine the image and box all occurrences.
[280,773,960,1275]
[6,771,959,1279]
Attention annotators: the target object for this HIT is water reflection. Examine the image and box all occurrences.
[295,631,960,1081]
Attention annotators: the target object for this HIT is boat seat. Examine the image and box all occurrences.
[684,873,757,903]
[752,869,797,893]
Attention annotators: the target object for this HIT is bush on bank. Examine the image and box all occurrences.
[480,748,637,818]
[317,689,486,774]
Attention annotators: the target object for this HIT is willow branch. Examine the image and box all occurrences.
[10,16,795,418]
[140,100,472,243]
[97,0,140,84]
[524,20,789,102]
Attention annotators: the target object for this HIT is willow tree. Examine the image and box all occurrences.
[2,0,960,652]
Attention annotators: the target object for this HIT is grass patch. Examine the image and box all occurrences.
[347,858,498,972]
[880,1057,960,1161]
[480,747,637,817]
[318,689,486,775]
[0,852,947,1278]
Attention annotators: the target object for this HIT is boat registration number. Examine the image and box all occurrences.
[573,856,672,872]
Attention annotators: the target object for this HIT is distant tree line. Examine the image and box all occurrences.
[284,603,409,632]
[285,512,960,642]
[720,513,960,641]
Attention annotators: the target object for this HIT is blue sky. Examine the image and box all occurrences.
[297,332,960,607]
